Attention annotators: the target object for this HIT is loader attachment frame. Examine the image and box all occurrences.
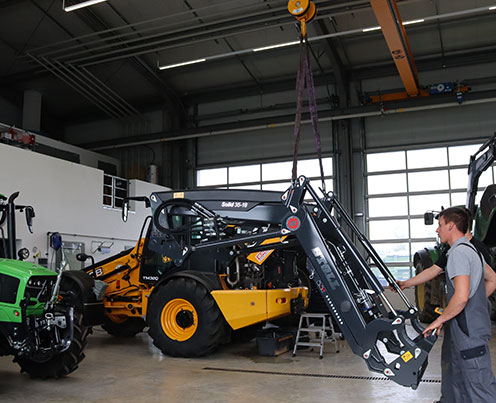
[148,176,436,389]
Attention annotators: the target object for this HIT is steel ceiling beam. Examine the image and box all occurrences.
[369,0,419,96]
[79,88,496,151]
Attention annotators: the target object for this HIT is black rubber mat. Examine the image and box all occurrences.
[203,367,441,383]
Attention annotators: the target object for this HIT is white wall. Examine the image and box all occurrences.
[0,143,169,269]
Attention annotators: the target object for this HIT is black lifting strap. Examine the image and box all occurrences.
[291,36,326,192]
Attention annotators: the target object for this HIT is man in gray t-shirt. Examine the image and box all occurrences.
[423,207,496,402]
[445,236,483,299]
[395,207,496,402]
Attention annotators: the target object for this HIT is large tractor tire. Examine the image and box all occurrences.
[147,278,228,357]
[102,315,146,337]
[14,311,89,379]
[414,260,445,323]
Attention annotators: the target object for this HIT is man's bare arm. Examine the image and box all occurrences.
[484,263,496,297]
[423,275,470,336]
[391,264,443,291]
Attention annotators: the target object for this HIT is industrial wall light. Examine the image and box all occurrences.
[63,0,109,12]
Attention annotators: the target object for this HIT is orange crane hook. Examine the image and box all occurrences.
[288,0,317,38]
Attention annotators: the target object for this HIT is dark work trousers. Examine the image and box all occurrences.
[440,245,496,402]
[440,324,455,402]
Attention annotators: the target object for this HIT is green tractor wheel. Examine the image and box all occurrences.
[14,311,89,379]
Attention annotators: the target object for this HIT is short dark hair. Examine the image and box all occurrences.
[439,207,470,233]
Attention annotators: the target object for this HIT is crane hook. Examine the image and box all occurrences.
[288,0,317,38]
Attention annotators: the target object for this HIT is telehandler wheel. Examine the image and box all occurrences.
[14,311,89,379]
[147,278,227,357]
[102,315,146,337]
[414,261,440,323]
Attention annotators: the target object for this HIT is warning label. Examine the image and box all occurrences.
[401,351,413,363]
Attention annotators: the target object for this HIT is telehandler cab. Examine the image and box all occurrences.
[80,177,436,389]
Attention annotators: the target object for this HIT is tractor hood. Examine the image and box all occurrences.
[0,259,55,280]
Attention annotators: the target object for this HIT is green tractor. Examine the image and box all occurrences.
[0,192,104,378]
[414,134,496,322]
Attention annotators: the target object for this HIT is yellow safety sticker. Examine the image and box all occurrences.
[173,192,184,199]
[401,351,413,363]
[162,256,172,263]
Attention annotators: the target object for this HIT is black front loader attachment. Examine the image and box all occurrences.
[148,177,437,389]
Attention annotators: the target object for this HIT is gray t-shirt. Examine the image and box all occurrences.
[446,236,485,298]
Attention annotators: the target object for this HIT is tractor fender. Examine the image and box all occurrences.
[62,270,104,326]
[146,270,222,320]
[413,248,433,269]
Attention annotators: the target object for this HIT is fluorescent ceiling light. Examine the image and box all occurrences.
[64,0,108,12]
[158,58,206,70]
[362,26,381,32]
[156,5,496,71]
[403,19,425,25]
[253,40,299,52]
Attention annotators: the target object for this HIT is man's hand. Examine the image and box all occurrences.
[388,280,407,292]
[423,319,443,338]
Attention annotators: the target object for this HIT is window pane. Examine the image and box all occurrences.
[197,168,227,186]
[115,178,127,189]
[372,266,411,285]
[298,157,333,177]
[408,170,449,192]
[450,168,469,190]
[449,168,492,190]
[228,164,260,184]
[262,161,292,181]
[449,144,481,166]
[368,196,408,217]
[371,267,386,286]
[229,184,261,190]
[369,219,409,240]
[409,193,450,215]
[324,179,333,192]
[262,182,290,192]
[451,192,466,206]
[410,218,437,239]
[367,151,405,172]
[367,173,407,195]
[407,147,447,169]
[388,267,412,281]
[372,242,410,263]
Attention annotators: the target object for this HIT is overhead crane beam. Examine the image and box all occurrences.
[369,0,420,97]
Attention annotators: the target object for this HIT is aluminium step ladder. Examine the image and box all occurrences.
[292,312,339,359]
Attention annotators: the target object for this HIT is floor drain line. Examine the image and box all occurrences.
[203,367,441,383]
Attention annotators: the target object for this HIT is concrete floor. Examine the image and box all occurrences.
[1,325,495,403]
